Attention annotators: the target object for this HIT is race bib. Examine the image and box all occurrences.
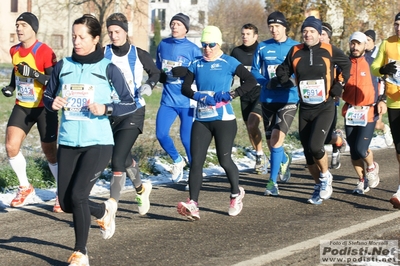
[345,106,369,127]
[16,76,36,102]
[62,84,95,120]
[299,79,326,104]
[196,91,218,119]
[267,65,278,79]
[161,59,183,84]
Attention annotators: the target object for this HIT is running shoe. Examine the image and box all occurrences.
[390,192,400,209]
[308,184,323,205]
[68,251,89,266]
[366,162,380,188]
[352,179,370,194]
[384,124,394,147]
[279,152,292,182]
[319,173,333,200]
[171,156,186,183]
[53,195,63,213]
[264,180,279,196]
[135,182,152,215]
[10,184,35,207]
[228,187,245,216]
[177,199,200,221]
[255,154,268,174]
[96,198,118,240]
[330,151,341,169]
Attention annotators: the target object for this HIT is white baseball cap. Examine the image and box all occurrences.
[349,31,367,43]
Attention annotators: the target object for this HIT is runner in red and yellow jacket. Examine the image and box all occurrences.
[342,32,382,195]
[1,12,60,211]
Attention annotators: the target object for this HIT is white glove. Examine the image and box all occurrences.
[138,84,152,96]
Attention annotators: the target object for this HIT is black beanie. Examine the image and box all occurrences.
[364,30,376,42]
[301,16,322,34]
[170,13,190,33]
[322,22,332,38]
[267,11,288,28]
[395,12,400,22]
[16,12,39,34]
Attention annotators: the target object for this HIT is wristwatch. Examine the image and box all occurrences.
[104,105,113,116]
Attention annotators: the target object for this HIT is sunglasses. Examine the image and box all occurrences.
[201,42,217,48]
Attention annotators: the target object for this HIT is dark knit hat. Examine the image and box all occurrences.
[16,12,39,33]
[301,16,322,34]
[395,12,400,22]
[364,30,376,42]
[267,11,288,28]
[322,22,332,38]
[170,13,190,33]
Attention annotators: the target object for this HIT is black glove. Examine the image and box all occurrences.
[171,66,188,77]
[1,86,14,97]
[379,61,397,75]
[159,71,167,84]
[267,77,280,89]
[276,65,290,84]
[17,62,40,78]
[330,82,343,97]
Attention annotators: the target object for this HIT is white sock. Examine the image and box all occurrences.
[48,162,58,183]
[9,151,29,187]
[320,171,330,179]
[256,151,264,156]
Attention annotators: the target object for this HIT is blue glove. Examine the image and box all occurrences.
[193,92,216,106]
[213,91,231,102]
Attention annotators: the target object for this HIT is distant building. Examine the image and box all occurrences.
[149,0,209,47]
[0,0,149,63]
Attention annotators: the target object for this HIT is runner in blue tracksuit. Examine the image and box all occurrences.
[156,13,202,183]
[251,11,300,196]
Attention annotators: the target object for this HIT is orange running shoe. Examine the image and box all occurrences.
[10,184,35,207]
[53,196,63,213]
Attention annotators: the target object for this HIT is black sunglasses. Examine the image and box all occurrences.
[201,42,217,48]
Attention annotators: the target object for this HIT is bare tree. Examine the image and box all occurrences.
[208,0,268,54]
[264,0,399,51]
[69,0,149,45]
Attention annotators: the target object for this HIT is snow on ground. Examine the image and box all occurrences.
[0,134,389,209]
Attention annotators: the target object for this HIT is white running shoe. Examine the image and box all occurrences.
[308,184,323,205]
[177,199,200,221]
[279,152,292,182]
[319,173,333,200]
[135,182,152,215]
[228,187,245,216]
[383,124,393,146]
[352,179,370,194]
[68,251,89,266]
[96,198,118,239]
[366,162,380,188]
[171,156,186,183]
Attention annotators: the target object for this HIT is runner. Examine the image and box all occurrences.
[251,11,299,196]
[155,13,202,184]
[342,32,382,194]
[177,26,256,220]
[275,16,351,204]
[104,13,160,215]
[231,23,267,174]
[1,12,60,212]
[43,14,137,265]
